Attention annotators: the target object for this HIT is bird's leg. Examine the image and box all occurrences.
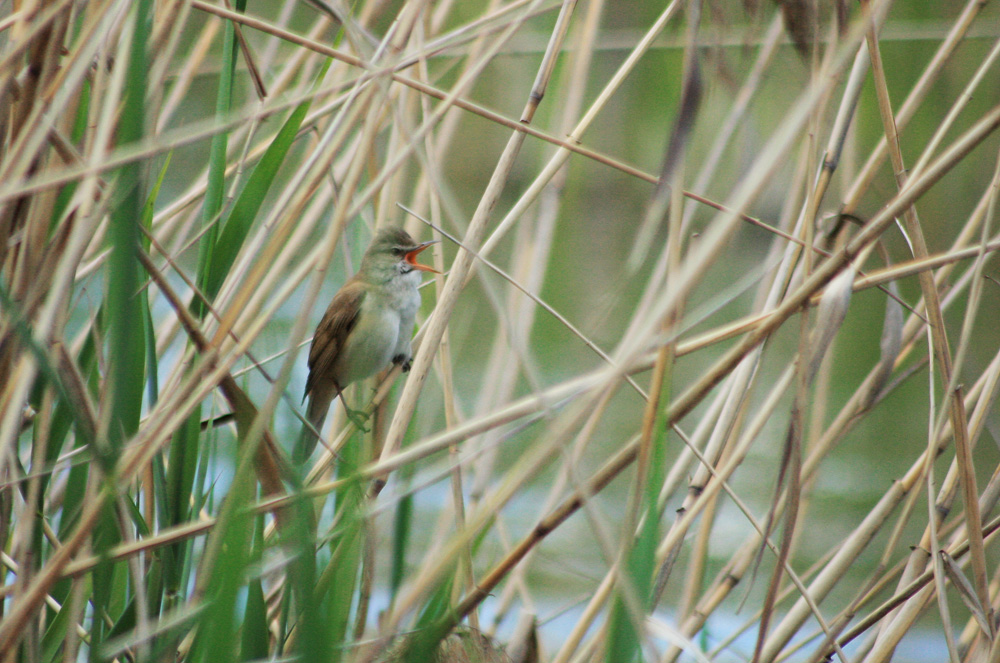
[336,383,370,432]
[392,353,412,372]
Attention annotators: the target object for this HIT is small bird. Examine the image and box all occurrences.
[295,227,438,464]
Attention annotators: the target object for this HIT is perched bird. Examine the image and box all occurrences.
[295,227,438,464]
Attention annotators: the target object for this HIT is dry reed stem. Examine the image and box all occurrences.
[378,0,565,470]
[5,2,1000,661]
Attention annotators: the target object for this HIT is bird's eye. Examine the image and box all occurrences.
[392,248,404,256]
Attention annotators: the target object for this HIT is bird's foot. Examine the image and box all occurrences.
[393,354,412,372]
[344,406,370,432]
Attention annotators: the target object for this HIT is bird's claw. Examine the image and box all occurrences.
[345,406,370,432]
[393,354,412,372]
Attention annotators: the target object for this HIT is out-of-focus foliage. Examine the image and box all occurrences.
[2,1,1000,662]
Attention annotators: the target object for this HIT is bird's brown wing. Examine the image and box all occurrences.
[304,280,365,399]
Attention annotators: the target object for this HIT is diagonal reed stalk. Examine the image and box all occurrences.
[3,2,1000,662]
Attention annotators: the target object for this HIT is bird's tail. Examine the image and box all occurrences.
[293,391,331,465]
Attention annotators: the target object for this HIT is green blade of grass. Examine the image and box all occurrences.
[94,3,149,644]
[188,435,258,663]
[239,515,268,661]
[164,0,244,618]
[192,0,245,320]
[321,516,361,663]
[134,154,168,619]
[141,153,169,406]
[401,596,457,663]
[390,467,415,600]
[202,59,331,306]
[104,0,150,466]
[311,440,367,662]
[607,355,673,663]
[164,2,244,622]
[41,575,93,663]
[163,413,200,604]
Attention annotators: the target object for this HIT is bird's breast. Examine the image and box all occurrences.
[332,276,422,386]
[384,274,422,323]
[333,302,401,386]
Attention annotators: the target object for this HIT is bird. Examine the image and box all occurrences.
[294,226,438,464]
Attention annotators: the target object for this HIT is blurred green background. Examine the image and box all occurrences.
[138,1,1000,658]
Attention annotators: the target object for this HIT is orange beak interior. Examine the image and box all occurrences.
[405,240,440,273]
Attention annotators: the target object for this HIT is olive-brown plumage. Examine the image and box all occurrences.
[295,227,437,463]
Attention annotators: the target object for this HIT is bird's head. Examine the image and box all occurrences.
[360,227,439,281]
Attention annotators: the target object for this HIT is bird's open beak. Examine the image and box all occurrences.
[405,240,440,273]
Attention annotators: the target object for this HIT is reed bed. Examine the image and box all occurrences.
[2,1,1000,661]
